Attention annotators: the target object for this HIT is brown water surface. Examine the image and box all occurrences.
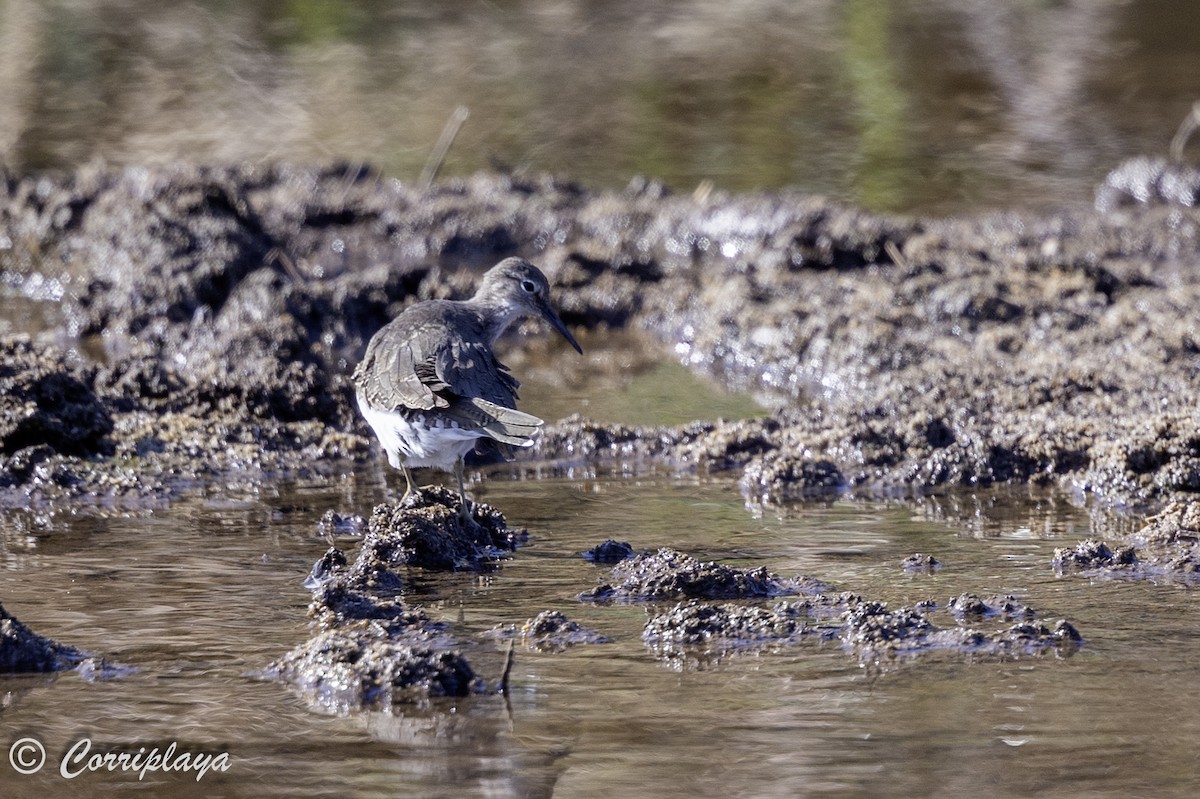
[4,0,1200,214]
[1,473,1195,798]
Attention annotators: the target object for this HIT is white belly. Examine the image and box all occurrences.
[358,400,483,472]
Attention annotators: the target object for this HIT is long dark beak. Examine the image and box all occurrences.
[538,299,583,354]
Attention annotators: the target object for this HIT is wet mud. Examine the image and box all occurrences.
[585,550,1085,667]
[580,539,637,564]
[0,155,1192,704]
[900,552,942,573]
[0,600,117,676]
[841,602,1081,667]
[269,487,510,710]
[643,592,1081,667]
[277,493,1085,699]
[489,610,611,652]
[642,596,853,653]
[265,634,480,709]
[3,157,1200,511]
[1053,499,1200,582]
[358,486,524,572]
[579,547,831,602]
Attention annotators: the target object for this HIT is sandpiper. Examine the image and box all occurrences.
[352,258,582,518]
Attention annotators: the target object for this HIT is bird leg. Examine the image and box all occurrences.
[454,456,475,526]
[398,461,417,504]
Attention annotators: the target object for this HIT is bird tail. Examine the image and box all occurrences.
[464,397,544,446]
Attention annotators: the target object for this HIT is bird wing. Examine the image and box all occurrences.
[354,314,540,445]
[432,338,521,407]
[352,318,443,411]
[433,339,542,445]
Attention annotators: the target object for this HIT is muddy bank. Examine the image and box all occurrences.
[269,487,515,710]
[3,158,1200,510]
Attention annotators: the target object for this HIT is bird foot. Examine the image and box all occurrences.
[456,494,483,529]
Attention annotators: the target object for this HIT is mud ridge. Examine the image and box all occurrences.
[4,158,1200,510]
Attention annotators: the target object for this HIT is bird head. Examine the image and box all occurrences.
[475,258,583,353]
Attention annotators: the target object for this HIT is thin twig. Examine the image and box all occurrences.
[499,638,515,696]
[1169,101,1200,162]
[419,105,470,190]
[883,239,909,271]
[265,247,306,284]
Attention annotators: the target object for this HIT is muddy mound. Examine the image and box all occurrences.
[642,593,1081,667]
[642,595,855,651]
[271,488,525,710]
[4,158,1200,509]
[489,610,611,651]
[265,633,480,707]
[0,338,111,460]
[581,539,637,563]
[360,487,524,571]
[901,553,942,573]
[579,547,830,602]
[843,601,1081,666]
[1053,499,1200,581]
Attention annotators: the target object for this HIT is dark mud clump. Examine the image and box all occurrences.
[306,486,522,595]
[307,584,444,639]
[643,595,856,651]
[581,539,637,563]
[579,547,830,602]
[1053,500,1200,581]
[1052,539,1138,573]
[844,601,1082,666]
[0,338,112,460]
[901,553,942,574]
[0,338,115,496]
[0,600,118,676]
[946,593,1037,622]
[362,485,524,571]
[265,633,480,708]
[489,610,610,651]
[740,456,845,504]
[642,593,1081,667]
[519,610,609,648]
[269,488,521,709]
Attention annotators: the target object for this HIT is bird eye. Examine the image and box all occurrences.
[520,279,538,293]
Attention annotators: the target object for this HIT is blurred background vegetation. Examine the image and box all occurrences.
[1,0,1198,214]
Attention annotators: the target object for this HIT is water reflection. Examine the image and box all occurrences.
[508,328,768,426]
[2,0,1198,213]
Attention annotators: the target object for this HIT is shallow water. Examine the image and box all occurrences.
[2,466,1199,798]
[5,0,1200,214]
